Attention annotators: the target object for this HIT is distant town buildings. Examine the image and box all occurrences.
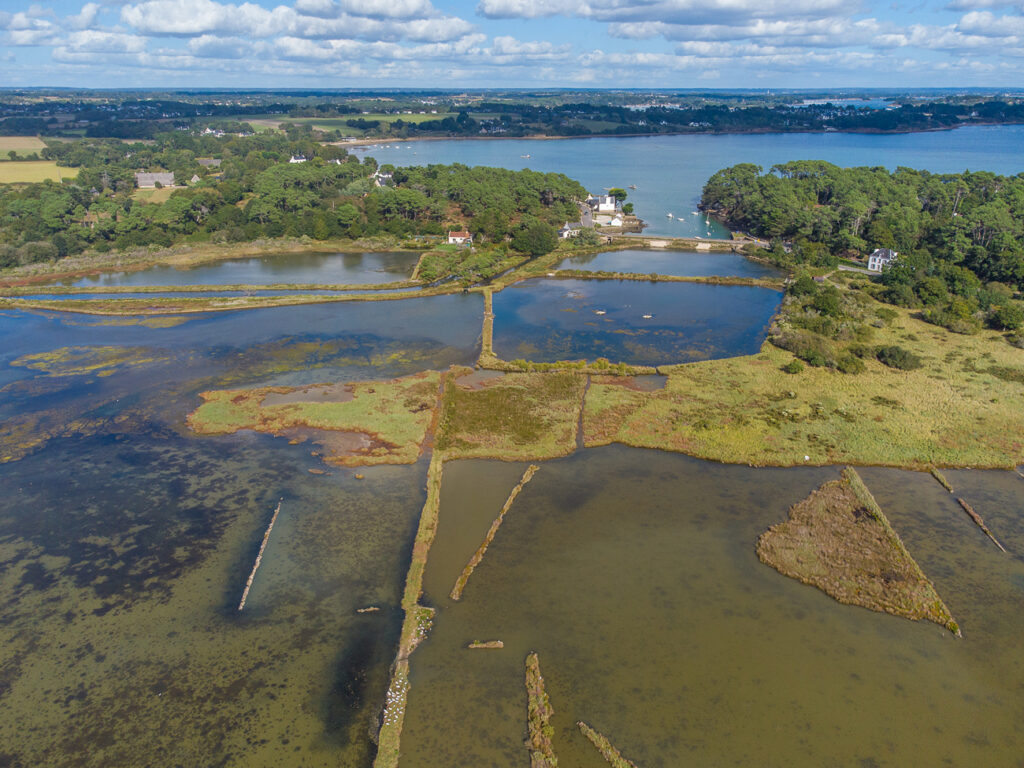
[867,248,898,272]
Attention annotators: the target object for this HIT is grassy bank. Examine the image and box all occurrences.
[584,299,1024,469]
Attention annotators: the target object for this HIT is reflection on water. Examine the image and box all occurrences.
[556,248,784,279]
[492,278,782,366]
[403,446,1024,767]
[60,251,420,288]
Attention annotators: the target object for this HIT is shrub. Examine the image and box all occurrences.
[989,302,1024,331]
[875,345,922,371]
[837,354,866,374]
[782,360,804,374]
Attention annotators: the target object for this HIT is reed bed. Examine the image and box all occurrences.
[450,464,539,600]
[237,498,282,611]
[576,722,639,768]
[525,652,558,768]
[957,498,1007,553]
[758,467,961,636]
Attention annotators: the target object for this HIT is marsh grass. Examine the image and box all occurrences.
[757,467,960,636]
[188,373,440,466]
[437,372,585,460]
[584,297,1024,469]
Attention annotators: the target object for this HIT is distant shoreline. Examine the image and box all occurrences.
[330,121,1021,149]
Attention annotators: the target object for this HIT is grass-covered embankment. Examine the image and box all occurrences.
[449,464,539,600]
[577,722,639,768]
[757,467,960,635]
[525,652,558,768]
[188,373,440,466]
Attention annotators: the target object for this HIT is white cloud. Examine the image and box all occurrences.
[478,0,849,24]
[68,3,102,29]
[66,29,146,52]
[118,0,473,41]
[957,10,1024,35]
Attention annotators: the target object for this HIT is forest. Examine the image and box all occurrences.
[701,161,1024,336]
[0,130,586,270]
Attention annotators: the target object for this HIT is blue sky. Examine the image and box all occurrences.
[1,0,1023,88]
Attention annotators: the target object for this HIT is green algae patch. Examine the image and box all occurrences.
[450,464,539,600]
[577,722,640,768]
[437,372,586,461]
[11,346,168,377]
[757,467,960,636]
[525,652,558,768]
[188,372,440,467]
[583,300,1024,470]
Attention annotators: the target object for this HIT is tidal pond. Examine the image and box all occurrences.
[491,278,782,366]
[58,251,420,288]
[402,446,1024,767]
[555,248,784,278]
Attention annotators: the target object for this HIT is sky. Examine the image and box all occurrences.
[1,0,1024,88]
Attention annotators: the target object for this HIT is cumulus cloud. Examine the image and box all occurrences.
[478,0,848,24]
[68,3,102,29]
[118,0,473,41]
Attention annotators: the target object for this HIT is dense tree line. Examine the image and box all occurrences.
[0,132,584,269]
[702,161,1024,338]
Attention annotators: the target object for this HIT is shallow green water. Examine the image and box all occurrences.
[0,297,486,767]
[402,447,1024,767]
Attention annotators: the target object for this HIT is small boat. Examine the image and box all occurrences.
[629,184,637,189]
[666,213,674,218]
[520,154,531,158]
[595,310,606,315]
[695,235,702,239]
[691,211,698,215]
[642,314,652,319]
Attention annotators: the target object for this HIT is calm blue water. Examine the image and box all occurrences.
[555,248,784,278]
[61,251,419,287]
[491,278,781,366]
[359,125,1024,238]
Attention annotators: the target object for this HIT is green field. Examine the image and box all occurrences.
[0,136,47,157]
[0,161,77,183]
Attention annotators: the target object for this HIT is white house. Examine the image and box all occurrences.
[587,194,618,213]
[447,229,473,245]
[289,155,308,164]
[867,248,898,272]
[559,221,583,239]
[609,215,624,227]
